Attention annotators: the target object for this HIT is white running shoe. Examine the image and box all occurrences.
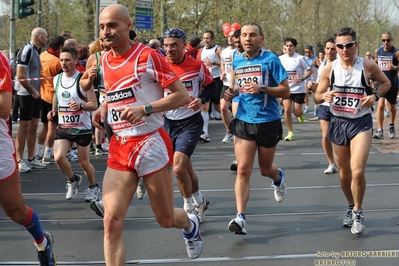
[373,129,384,139]
[389,124,395,139]
[18,160,31,173]
[342,208,353,227]
[324,164,338,174]
[194,197,210,223]
[66,150,78,161]
[222,132,234,143]
[351,210,365,234]
[26,158,47,169]
[66,174,83,200]
[228,215,247,235]
[136,178,147,200]
[183,214,203,259]
[199,133,210,142]
[272,168,286,203]
[84,186,101,202]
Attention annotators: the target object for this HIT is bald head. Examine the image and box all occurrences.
[64,38,79,50]
[31,27,48,48]
[99,4,133,54]
[100,4,131,24]
[148,39,161,50]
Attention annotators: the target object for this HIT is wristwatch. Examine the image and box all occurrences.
[143,103,154,116]
[300,76,305,81]
[260,85,266,93]
[79,103,84,110]
[200,97,207,104]
[373,91,380,101]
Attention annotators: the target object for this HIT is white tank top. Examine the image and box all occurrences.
[54,71,92,133]
[221,46,234,86]
[329,57,372,118]
[201,45,221,78]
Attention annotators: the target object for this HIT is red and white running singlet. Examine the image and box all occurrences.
[101,42,179,137]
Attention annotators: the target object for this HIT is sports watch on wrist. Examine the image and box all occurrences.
[79,103,84,110]
[260,85,266,93]
[143,103,154,116]
[373,91,380,101]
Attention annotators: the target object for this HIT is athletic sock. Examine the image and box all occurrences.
[192,190,204,206]
[22,208,47,250]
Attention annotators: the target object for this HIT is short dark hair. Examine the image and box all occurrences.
[48,36,65,50]
[129,30,137,40]
[233,29,241,38]
[334,27,356,42]
[305,45,313,50]
[61,47,78,59]
[325,37,335,46]
[285,37,298,47]
[243,23,263,36]
[189,37,201,47]
[204,30,215,39]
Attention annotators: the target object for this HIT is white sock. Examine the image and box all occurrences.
[44,147,53,158]
[36,144,44,157]
[183,197,194,212]
[201,111,209,135]
[35,236,48,251]
[183,219,195,235]
[192,190,203,206]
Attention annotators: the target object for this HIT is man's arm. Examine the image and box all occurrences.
[16,66,39,98]
[366,60,391,97]
[81,87,98,111]
[314,63,333,104]
[0,91,12,120]
[80,54,97,91]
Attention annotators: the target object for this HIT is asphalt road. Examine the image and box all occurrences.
[1,104,399,266]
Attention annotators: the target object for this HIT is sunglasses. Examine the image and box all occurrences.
[382,39,391,43]
[336,41,356,49]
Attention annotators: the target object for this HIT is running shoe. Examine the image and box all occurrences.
[303,106,309,115]
[18,160,31,173]
[66,150,78,161]
[222,132,234,144]
[230,159,238,171]
[42,155,55,165]
[324,164,338,174]
[342,207,353,227]
[298,114,306,123]
[373,129,384,139]
[38,232,56,266]
[89,145,96,155]
[26,158,47,169]
[95,147,108,155]
[90,199,104,218]
[384,110,390,117]
[136,178,147,200]
[199,133,210,142]
[183,213,203,259]
[66,174,83,200]
[313,109,318,117]
[284,131,294,141]
[389,124,395,139]
[228,215,247,235]
[35,154,43,161]
[84,186,101,202]
[194,197,210,223]
[272,168,286,203]
[351,210,365,235]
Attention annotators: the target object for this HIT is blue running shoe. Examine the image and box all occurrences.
[38,232,56,266]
